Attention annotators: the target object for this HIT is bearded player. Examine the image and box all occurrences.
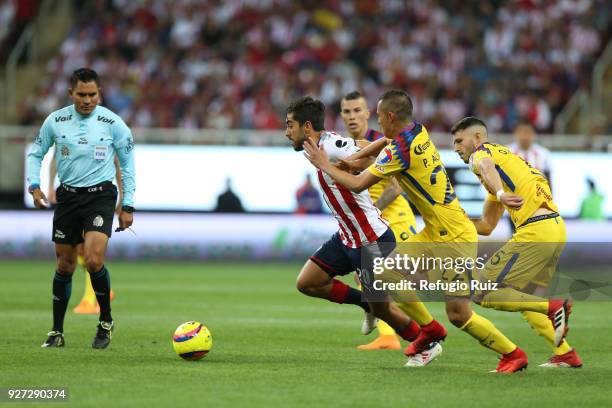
[452,116,580,368]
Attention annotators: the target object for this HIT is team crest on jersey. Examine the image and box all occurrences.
[376,147,393,165]
[93,215,104,227]
[60,145,70,157]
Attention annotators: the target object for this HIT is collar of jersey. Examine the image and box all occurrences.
[71,104,98,119]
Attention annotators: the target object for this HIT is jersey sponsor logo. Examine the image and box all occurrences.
[55,114,72,122]
[413,140,431,155]
[78,137,88,145]
[97,115,115,125]
[60,145,70,157]
[377,147,393,165]
[536,183,553,201]
[93,215,104,227]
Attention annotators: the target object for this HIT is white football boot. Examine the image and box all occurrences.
[361,312,378,335]
[404,342,443,367]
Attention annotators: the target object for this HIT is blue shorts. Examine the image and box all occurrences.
[310,228,396,297]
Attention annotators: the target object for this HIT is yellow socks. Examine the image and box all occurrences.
[460,312,516,354]
[396,300,434,326]
[522,311,572,355]
[481,287,548,314]
[376,319,397,336]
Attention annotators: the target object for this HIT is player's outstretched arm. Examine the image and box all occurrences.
[471,200,504,236]
[303,139,381,193]
[345,137,389,163]
[478,157,524,210]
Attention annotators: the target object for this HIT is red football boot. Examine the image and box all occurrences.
[492,347,528,373]
[539,349,583,368]
[404,320,447,356]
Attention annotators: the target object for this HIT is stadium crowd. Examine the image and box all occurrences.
[0,0,40,62]
[16,0,609,133]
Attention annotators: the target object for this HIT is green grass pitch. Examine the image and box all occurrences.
[1,260,611,407]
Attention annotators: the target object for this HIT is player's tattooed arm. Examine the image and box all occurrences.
[375,177,402,210]
[477,157,524,210]
[471,200,504,236]
[303,139,380,193]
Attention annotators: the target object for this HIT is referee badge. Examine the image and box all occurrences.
[93,215,104,227]
[60,145,70,157]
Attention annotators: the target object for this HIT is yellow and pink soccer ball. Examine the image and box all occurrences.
[172,321,213,361]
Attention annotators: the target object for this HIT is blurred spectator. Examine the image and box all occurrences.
[0,0,40,62]
[295,174,323,214]
[17,0,611,133]
[508,120,551,181]
[214,177,244,213]
[579,178,606,220]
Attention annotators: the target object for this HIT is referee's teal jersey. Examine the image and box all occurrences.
[27,105,135,206]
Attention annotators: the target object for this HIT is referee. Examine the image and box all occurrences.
[26,68,135,349]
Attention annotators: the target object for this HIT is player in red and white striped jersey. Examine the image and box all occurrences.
[508,120,551,180]
[284,96,423,350]
[315,130,389,248]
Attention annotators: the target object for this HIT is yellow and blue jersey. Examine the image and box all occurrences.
[363,129,416,236]
[368,123,473,241]
[470,142,558,227]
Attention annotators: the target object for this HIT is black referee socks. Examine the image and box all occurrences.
[90,266,112,323]
[52,271,73,332]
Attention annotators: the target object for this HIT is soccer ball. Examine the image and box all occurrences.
[172,321,213,360]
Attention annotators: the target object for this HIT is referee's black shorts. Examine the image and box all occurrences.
[52,181,117,245]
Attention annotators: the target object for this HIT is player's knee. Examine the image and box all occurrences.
[447,312,468,327]
[84,254,105,273]
[295,277,313,295]
[445,304,471,327]
[56,258,76,275]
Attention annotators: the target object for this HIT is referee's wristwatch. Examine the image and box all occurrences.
[121,205,135,213]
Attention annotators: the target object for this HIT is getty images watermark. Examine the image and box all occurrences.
[360,242,612,301]
[370,253,499,293]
